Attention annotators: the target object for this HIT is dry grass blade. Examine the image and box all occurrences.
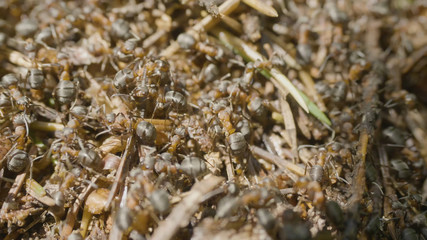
[151,174,224,240]
[220,15,243,34]
[250,145,305,177]
[143,30,167,48]
[241,0,278,17]
[104,135,135,211]
[298,71,326,112]
[279,97,297,161]
[30,121,64,132]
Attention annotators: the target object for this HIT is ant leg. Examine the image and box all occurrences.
[109,56,120,72]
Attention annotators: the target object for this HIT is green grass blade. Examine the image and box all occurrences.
[213,28,331,126]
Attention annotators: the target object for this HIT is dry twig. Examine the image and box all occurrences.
[378,145,398,240]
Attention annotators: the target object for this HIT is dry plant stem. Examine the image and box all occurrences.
[191,0,240,33]
[143,30,166,48]
[241,0,278,17]
[221,15,243,34]
[160,0,240,57]
[60,177,98,239]
[30,121,64,132]
[378,145,398,240]
[350,71,383,206]
[30,119,171,133]
[104,135,135,211]
[0,172,27,219]
[279,96,297,162]
[151,174,224,240]
[4,49,36,68]
[159,41,180,58]
[250,145,305,177]
[349,131,369,206]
